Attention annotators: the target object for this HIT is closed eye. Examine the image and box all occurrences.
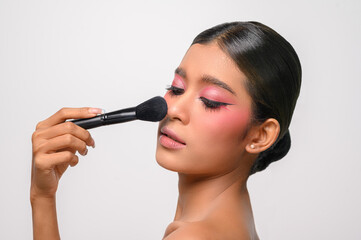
[199,97,232,111]
[166,85,184,96]
[166,86,232,111]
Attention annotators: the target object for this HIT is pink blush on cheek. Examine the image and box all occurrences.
[202,107,251,137]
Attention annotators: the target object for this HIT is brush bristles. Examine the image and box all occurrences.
[135,96,168,122]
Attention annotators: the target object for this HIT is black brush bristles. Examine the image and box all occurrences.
[135,96,168,122]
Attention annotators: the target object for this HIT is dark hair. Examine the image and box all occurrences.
[192,22,302,175]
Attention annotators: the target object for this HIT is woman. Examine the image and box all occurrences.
[31,22,301,239]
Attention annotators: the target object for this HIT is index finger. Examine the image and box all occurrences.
[37,107,103,129]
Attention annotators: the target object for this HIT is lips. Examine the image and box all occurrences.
[159,126,186,149]
[161,127,185,144]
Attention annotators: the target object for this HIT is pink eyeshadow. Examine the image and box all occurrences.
[199,86,235,104]
[172,74,186,89]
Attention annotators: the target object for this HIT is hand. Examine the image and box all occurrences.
[30,107,102,200]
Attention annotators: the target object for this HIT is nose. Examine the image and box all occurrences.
[165,93,191,125]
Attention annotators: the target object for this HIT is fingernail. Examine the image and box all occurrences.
[88,108,103,114]
[80,148,88,156]
[91,140,95,148]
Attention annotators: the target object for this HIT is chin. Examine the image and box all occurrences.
[155,143,182,173]
[155,134,245,176]
[155,145,214,175]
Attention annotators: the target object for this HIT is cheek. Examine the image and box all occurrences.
[186,108,250,174]
[194,108,250,146]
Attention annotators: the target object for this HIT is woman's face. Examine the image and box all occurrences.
[156,43,253,176]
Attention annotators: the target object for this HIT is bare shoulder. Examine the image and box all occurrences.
[163,219,257,240]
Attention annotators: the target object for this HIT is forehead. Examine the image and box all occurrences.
[179,43,250,102]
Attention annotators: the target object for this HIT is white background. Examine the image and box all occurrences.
[0,0,360,239]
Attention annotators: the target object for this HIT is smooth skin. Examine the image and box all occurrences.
[156,43,280,240]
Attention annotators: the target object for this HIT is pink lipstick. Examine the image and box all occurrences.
[159,127,186,150]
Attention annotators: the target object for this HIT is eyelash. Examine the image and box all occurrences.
[166,85,184,96]
[166,86,230,111]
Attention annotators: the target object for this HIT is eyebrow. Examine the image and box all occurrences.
[175,67,236,95]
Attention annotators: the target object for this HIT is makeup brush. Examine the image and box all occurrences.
[71,96,167,129]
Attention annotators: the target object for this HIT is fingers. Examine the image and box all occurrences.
[31,107,100,199]
[35,151,79,171]
[36,107,103,129]
[32,108,100,173]
[33,121,95,148]
[35,134,89,156]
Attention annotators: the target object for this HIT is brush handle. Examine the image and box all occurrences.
[71,107,136,129]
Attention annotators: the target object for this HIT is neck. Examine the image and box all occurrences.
[173,167,250,222]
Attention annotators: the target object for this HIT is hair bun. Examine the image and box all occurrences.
[250,130,291,175]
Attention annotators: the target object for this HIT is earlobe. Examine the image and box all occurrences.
[246,118,280,154]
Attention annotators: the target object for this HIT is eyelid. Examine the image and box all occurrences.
[173,74,186,89]
[165,84,233,110]
[166,85,184,96]
[199,96,233,106]
[166,85,184,91]
[199,85,236,104]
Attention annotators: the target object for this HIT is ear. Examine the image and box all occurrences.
[245,118,280,154]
